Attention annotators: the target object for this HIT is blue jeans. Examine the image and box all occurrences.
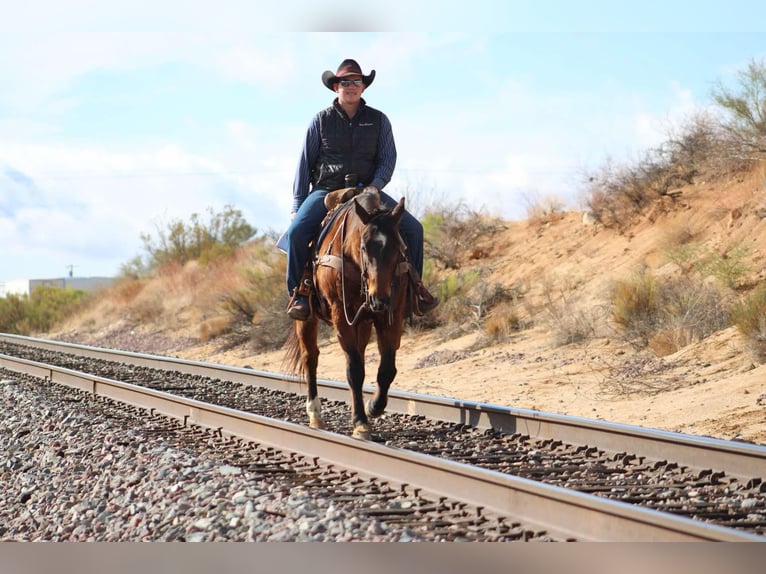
[285,189,424,295]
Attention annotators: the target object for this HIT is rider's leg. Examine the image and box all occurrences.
[285,189,330,319]
[378,191,438,314]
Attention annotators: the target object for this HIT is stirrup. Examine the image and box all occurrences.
[411,282,439,316]
[287,287,312,320]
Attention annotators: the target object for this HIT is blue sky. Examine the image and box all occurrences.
[2,1,766,285]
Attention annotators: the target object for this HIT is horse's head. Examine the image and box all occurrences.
[354,195,406,313]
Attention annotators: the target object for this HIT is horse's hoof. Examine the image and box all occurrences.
[365,399,384,419]
[352,424,371,440]
[309,416,326,430]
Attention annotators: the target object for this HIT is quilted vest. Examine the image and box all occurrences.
[313,101,381,190]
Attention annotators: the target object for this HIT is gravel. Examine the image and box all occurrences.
[0,375,430,542]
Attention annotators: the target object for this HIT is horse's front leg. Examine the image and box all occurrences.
[367,347,396,419]
[337,322,373,439]
[346,348,370,439]
[367,316,404,419]
[297,318,324,429]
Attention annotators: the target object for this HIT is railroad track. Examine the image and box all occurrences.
[1,333,764,541]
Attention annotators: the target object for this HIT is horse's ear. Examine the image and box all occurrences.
[354,197,373,224]
[390,197,406,223]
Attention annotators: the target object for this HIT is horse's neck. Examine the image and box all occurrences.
[339,216,364,262]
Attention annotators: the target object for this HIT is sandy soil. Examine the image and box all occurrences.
[48,167,766,446]
[172,322,766,446]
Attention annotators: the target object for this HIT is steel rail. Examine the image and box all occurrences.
[1,333,764,480]
[0,351,761,542]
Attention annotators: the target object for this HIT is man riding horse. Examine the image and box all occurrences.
[283,58,438,320]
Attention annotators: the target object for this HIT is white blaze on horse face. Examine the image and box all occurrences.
[365,231,387,277]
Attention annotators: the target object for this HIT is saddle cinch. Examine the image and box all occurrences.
[290,185,424,321]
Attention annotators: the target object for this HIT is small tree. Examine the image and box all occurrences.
[711,58,766,156]
[140,205,256,270]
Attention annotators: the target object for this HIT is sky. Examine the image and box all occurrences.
[2,1,766,286]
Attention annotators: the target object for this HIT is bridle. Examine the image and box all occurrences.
[316,203,407,326]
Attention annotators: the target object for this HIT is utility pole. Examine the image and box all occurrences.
[66,264,78,278]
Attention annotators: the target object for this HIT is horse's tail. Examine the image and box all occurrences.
[282,327,304,378]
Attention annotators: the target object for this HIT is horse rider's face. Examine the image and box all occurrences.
[334,75,365,104]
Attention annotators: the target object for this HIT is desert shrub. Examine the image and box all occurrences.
[426,270,483,333]
[663,240,702,275]
[732,283,766,364]
[140,205,256,271]
[422,202,504,269]
[648,279,731,355]
[696,244,751,290]
[0,294,27,333]
[581,120,720,228]
[107,277,147,305]
[663,239,751,290]
[219,237,293,351]
[0,287,89,334]
[611,269,660,341]
[119,255,151,279]
[414,270,517,338]
[664,111,750,177]
[582,109,743,227]
[711,58,766,159]
[541,279,606,346]
[611,270,731,351]
[581,156,665,228]
[523,192,567,225]
[483,301,523,342]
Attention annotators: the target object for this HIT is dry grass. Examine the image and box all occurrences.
[483,302,523,342]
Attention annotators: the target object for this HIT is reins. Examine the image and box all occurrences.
[316,201,405,327]
[339,208,370,326]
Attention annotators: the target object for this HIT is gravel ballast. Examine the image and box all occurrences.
[0,373,534,542]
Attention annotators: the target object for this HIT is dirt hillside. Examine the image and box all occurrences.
[49,167,766,445]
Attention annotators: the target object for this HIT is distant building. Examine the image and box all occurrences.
[0,276,115,298]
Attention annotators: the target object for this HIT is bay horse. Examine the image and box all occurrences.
[285,188,410,440]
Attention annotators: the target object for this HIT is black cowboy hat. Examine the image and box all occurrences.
[321,59,375,91]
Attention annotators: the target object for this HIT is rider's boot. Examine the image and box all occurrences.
[414,282,439,316]
[287,272,314,321]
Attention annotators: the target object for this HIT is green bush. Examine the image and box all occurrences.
[0,287,88,334]
[140,205,256,271]
[414,269,517,338]
[697,244,751,290]
[664,240,751,290]
[0,294,27,333]
[712,58,766,156]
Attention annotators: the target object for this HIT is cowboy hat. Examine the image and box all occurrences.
[321,59,375,91]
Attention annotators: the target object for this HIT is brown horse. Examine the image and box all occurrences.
[285,188,410,440]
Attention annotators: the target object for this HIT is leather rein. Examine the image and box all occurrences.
[315,203,408,326]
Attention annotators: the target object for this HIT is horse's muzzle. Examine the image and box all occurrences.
[369,295,390,313]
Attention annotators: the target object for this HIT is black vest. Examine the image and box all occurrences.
[313,100,382,191]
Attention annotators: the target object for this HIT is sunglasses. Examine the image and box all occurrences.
[339,79,363,87]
